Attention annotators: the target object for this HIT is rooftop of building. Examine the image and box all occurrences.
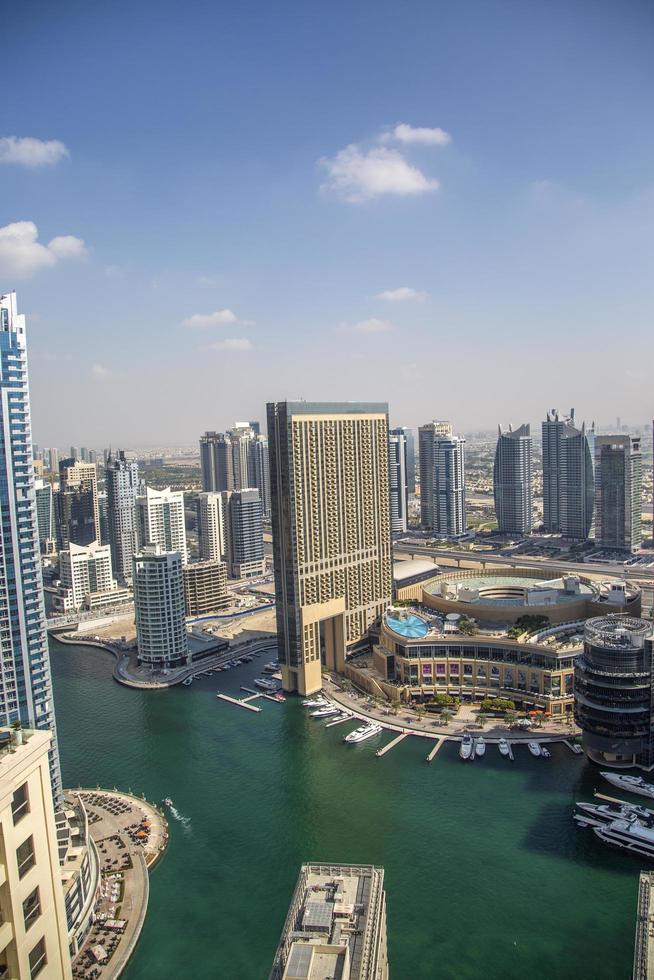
[269,401,389,418]
[392,558,439,584]
[271,863,385,980]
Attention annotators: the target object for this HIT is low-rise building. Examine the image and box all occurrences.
[183,561,229,616]
[0,727,73,979]
[269,863,388,980]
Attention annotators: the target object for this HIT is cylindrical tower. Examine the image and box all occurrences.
[574,615,654,769]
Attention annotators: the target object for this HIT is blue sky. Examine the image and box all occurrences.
[2,0,653,446]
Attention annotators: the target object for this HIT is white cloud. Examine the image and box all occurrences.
[0,221,87,279]
[376,287,429,302]
[382,124,451,146]
[320,144,439,203]
[0,136,69,167]
[182,309,243,328]
[206,338,253,352]
[91,363,111,378]
[343,318,394,334]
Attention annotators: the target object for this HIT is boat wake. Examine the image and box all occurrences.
[168,804,191,833]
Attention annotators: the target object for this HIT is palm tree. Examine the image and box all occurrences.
[441,708,454,727]
[477,712,488,729]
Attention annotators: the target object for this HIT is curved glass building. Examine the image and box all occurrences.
[574,615,654,769]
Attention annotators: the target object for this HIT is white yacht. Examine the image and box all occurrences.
[344,723,383,744]
[528,742,542,757]
[498,739,510,757]
[253,677,279,692]
[570,743,583,754]
[601,772,654,800]
[475,736,486,758]
[541,747,551,759]
[576,801,654,825]
[311,706,340,718]
[460,734,473,761]
[576,812,654,860]
[182,677,193,686]
[302,697,327,708]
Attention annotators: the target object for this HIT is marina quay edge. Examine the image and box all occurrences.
[2,7,654,974]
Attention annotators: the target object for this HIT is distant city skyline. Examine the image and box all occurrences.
[2,2,653,444]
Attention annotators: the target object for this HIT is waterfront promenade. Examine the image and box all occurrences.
[70,789,168,979]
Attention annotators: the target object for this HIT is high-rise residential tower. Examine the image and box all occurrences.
[594,435,642,552]
[56,458,100,549]
[199,431,234,492]
[223,488,265,578]
[136,486,187,564]
[34,479,56,554]
[200,425,271,516]
[133,544,189,668]
[388,428,409,534]
[197,491,225,562]
[267,401,392,696]
[419,421,466,537]
[0,293,62,804]
[105,450,140,584]
[542,408,595,539]
[493,423,533,537]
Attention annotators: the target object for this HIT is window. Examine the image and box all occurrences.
[23,887,41,931]
[28,938,46,979]
[16,836,35,879]
[11,782,30,825]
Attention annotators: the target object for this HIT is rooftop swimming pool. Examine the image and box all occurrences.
[385,612,429,639]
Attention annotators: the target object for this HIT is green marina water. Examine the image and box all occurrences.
[50,637,639,979]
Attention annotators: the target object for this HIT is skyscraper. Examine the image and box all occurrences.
[493,423,533,537]
[0,293,62,804]
[200,425,271,516]
[388,428,409,533]
[56,458,100,548]
[395,426,415,495]
[223,488,265,578]
[136,486,187,564]
[197,491,225,562]
[267,401,392,696]
[419,421,466,537]
[34,479,56,553]
[594,435,642,552]
[542,408,595,539]
[106,450,140,583]
[133,545,189,668]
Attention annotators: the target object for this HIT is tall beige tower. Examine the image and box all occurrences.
[267,401,392,695]
[0,728,72,979]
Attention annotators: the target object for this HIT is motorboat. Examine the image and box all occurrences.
[263,661,279,672]
[600,772,654,800]
[311,706,340,718]
[344,723,383,744]
[541,747,551,758]
[498,739,510,757]
[460,734,473,761]
[162,798,173,808]
[528,742,542,757]
[575,811,654,859]
[475,736,486,758]
[182,677,193,687]
[576,801,654,825]
[253,678,280,692]
[570,743,583,754]
[302,698,327,708]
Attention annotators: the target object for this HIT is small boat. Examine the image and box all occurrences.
[344,723,383,743]
[162,797,173,807]
[498,739,510,757]
[570,743,583,755]
[302,697,327,707]
[182,677,193,687]
[460,734,473,761]
[541,746,551,758]
[528,742,542,757]
[475,736,486,758]
[601,772,654,800]
[311,706,340,718]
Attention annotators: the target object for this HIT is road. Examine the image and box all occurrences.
[393,541,654,584]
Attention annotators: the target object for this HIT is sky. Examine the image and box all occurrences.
[2,0,653,447]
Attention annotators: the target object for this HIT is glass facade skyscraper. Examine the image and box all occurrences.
[542,408,595,540]
[493,423,533,536]
[0,293,62,804]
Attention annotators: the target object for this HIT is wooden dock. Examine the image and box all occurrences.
[376,732,408,758]
[216,693,262,713]
[426,738,445,763]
